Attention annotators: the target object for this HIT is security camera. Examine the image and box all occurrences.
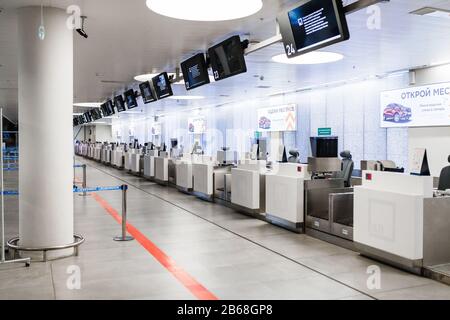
[76,16,88,39]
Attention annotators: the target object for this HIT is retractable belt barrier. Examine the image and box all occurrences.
[3,184,133,243]
[5,165,86,171]
[2,184,127,195]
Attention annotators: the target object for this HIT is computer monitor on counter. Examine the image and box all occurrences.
[310,136,338,158]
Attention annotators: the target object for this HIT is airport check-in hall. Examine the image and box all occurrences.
[1,0,450,303]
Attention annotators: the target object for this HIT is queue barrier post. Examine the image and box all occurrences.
[113,185,134,242]
[82,164,87,196]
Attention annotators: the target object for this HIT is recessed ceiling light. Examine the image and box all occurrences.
[169,95,205,100]
[73,102,102,108]
[135,73,215,85]
[174,75,215,85]
[122,110,144,114]
[146,0,263,21]
[272,51,344,65]
[135,73,176,82]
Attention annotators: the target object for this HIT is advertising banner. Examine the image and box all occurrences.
[257,104,297,132]
[188,116,206,134]
[380,82,450,128]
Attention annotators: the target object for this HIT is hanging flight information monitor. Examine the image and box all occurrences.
[139,81,157,104]
[181,53,210,90]
[277,0,349,58]
[152,72,173,99]
[124,89,138,109]
[114,95,127,113]
[208,35,247,81]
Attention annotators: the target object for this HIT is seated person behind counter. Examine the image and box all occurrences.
[438,155,450,192]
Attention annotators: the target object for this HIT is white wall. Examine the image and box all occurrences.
[409,64,450,177]
[95,125,113,142]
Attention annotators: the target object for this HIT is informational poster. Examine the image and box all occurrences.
[188,116,206,134]
[151,122,161,136]
[380,82,450,128]
[257,104,297,132]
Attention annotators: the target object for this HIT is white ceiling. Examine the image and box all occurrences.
[1,0,450,123]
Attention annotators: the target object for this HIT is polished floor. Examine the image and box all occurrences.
[1,157,450,300]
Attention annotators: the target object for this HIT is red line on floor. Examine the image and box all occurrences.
[91,192,218,301]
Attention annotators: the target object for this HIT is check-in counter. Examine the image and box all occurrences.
[191,162,230,201]
[265,163,310,232]
[143,155,154,179]
[88,146,95,158]
[168,159,177,185]
[155,156,169,184]
[101,147,112,164]
[112,150,124,168]
[130,152,142,174]
[354,171,450,273]
[175,160,193,192]
[231,160,268,215]
[124,151,133,171]
[143,150,158,179]
[192,163,212,197]
[94,146,102,161]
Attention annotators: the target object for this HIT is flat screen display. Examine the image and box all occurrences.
[100,103,109,117]
[310,137,338,158]
[277,0,349,58]
[152,72,173,99]
[105,100,115,115]
[181,53,210,90]
[139,81,157,104]
[78,115,85,125]
[84,111,93,123]
[124,89,138,109]
[90,108,102,121]
[114,95,126,112]
[208,35,247,81]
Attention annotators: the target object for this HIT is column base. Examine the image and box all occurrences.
[7,234,85,262]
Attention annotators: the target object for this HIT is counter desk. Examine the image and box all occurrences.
[175,159,193,192]
[155,156,169,185]
[130,152,142,174]
[112,150,124,168]
[265,163,310,232]
[191,162,231,201]
[231,160,268,216]
[354,171,450,273]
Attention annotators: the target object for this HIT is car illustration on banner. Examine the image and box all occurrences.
[383,103,412,123]
[259,116,271,130]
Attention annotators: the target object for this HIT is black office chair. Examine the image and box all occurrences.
[336,150,354,188]
[438,156,450,191]
[288,150,300,163]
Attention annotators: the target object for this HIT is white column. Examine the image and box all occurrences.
[18,7,74,258]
